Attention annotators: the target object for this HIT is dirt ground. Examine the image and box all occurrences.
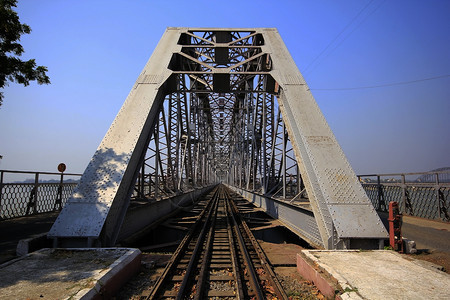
[407,250,450,274]
[115,242,326,300]
[114,253,171,299]
[400,215,450,274]
[258,240,325,299]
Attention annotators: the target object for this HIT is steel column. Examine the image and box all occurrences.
[49,28,387,248]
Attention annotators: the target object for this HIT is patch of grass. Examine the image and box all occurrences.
[287,290,303,296]
[344,287,358,293]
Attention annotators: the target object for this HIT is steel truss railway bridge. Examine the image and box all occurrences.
[48,28,387,250]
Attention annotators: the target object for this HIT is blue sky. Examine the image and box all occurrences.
[0,0,449,178]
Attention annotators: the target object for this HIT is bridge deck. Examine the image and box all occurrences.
[0,212,58,263]
[1,211,449,271]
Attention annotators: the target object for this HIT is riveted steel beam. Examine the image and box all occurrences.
[49,28,387,249]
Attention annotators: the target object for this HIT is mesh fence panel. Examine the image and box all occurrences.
[0,183,78,219]
[362,183,450,222]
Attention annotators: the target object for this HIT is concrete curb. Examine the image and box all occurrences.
[0,248,141,300]
[16,232,52,256]
[69,248,141,299]
[296,252,339,298]
[297,250,363,299]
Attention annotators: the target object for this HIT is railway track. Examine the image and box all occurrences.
[140,185,288,299]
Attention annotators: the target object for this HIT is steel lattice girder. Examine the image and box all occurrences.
[48,28,387,248]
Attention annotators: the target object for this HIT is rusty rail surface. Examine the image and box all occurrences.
[142,185,287,299]
[358,170,450,222]
[0,170,82,220]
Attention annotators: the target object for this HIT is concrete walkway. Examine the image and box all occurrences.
[298,250,450,300]
[0,248,141,300]
[296,216,450,299]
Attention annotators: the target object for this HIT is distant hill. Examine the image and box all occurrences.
[416,167,450,183]
[14,178,80,184]
[359,167,450,184]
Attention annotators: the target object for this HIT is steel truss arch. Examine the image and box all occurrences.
[49,28,387,249]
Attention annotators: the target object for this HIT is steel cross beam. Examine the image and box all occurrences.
[49,28,387,248]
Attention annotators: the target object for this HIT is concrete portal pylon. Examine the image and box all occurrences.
[48,28,387,249]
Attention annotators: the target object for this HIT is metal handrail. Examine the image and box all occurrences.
[0,169,82,220]
[358,170,450,222]
[358,170,450,178]
[0,169,82,176]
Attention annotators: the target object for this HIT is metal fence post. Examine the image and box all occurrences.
[54,172,64,211]
[0,171,3,220]
[401,174,406,215]
[26,173,39,215]
[34,172,39,214]
[436,173,441,220]
[377,175,382,210]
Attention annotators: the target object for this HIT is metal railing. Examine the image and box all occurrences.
[0,170,81,220]
[358,170,450,222]
[2,168,449,223]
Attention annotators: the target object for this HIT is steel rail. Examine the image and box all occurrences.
[193,201,217,300]
[145,187,219,299]
[144,185,288,299]
[225,197,245,299]
[177,190,219,299]
[226,188,288,300]
[227,191,265,299]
